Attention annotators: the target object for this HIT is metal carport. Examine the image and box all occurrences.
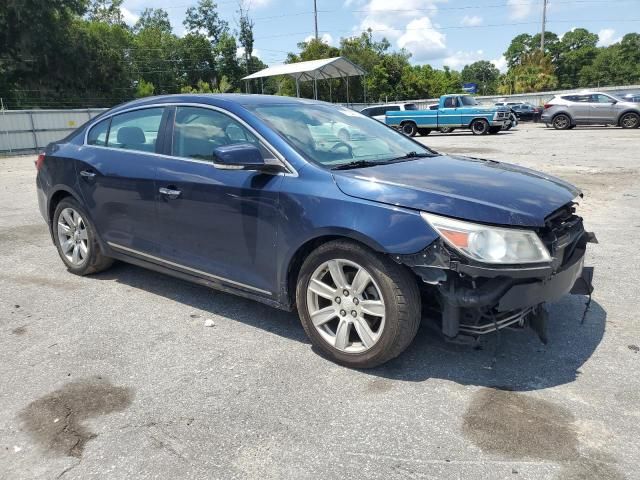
[242,56,367,103]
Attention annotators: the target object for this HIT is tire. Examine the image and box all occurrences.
[619,112,640,129]
[53,198,113,275]
[488,126,501,135]
[296,240,421,368]
[400,122,418,137]
[417,128,431,136]
[471,119,489,135]
[439,127,454,134]
[552,114,571,130]
[504,123,512,131]
[337,128,351,141]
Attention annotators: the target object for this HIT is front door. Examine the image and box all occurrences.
[440,96,461,127]
[154,105,283,296]
[77,106,167,254]
[589,94,618,123]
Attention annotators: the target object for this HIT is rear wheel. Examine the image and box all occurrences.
[53,198,113,275]
[471,119,489,135]
[417,128,431,136]
[620,112,640,129]
[400,122,418,137]
[296,240,421,368]
[552,114,571,130]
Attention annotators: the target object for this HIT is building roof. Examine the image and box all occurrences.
[242,57,366,82]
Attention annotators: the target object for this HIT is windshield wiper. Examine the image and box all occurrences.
[387,151,437,162]
[331,160,385,170]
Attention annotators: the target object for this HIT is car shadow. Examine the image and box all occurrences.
[93,262,605,392]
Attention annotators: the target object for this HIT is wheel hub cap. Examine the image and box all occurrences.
[56,207,89,266]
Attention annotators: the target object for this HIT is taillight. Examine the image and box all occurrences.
[35,153,46,171]
[543,103,553,110]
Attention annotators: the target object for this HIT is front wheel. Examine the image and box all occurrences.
[471,119,489,135]
[400,122,418,137]
[620,112,640,129]
[296,240,421,368]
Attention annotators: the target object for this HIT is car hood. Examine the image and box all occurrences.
[332,155,581,227]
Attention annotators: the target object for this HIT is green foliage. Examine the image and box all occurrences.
[461,61,500,95]
[184,0,228,44]
[135,79,155,98]
[86,0,125,26]
[134,8,172,34]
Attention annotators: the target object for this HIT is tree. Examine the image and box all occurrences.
[499,51,558,94]
[504,34,534,68]
[461,61,500,95]
[134,8,172,34]
[135,79,155,97]
[86,0,126,26]
[237,1,254,75]
[215,33,242,91]
[184,0,228,44]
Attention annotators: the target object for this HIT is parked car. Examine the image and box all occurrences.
[360,103,418,122]
[541,92,640,129]
[386,94,510,136]
[36,94,595,368]
[622,93,640,103]
[510,103,543,122]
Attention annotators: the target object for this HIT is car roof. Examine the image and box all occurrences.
[106,93,328,116]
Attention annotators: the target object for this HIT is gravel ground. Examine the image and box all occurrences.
[1,123,639,479]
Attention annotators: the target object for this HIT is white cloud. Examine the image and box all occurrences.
[350,0,447,61]
[397,17,447,62]
[237,47,261,59]
[491,55,508,73]
[304,33,335,45]
[507,0,534,19]
[120,7,139,26]
[461,15,483,27]
[250,0,273,7]
[597,28,622,47]
[442,50,485,70]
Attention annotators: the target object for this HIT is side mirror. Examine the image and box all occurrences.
[212,143,284,173]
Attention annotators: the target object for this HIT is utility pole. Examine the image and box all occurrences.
[540,0,548,51]
[314,0,318,40]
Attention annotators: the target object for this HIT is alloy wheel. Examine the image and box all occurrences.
[621,113,639,129]
[57,207,89,266]
[306,259,385,353]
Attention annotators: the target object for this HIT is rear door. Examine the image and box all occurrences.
[564,95,593,122]
[78,106,167,254]
[153,105,284,295]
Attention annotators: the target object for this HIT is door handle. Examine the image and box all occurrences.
[159,187,182,199]
[79,170,96,178]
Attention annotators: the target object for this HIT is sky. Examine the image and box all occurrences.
[121,0,640,72]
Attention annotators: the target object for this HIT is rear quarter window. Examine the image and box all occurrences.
[87,118,110,146]
[404,104,418,110]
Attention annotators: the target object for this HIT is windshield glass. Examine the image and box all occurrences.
[248,103,434,168]
[460,96,479,106]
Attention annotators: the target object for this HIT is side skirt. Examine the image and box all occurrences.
[107,249,292,312]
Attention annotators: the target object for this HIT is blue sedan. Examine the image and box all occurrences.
[36,94,595,367]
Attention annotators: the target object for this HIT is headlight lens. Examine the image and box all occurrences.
[421,212,551,264]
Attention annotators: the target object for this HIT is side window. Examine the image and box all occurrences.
[360,108,372,117]
[87,118,110,146]
[443,97,457,108]
[385,106,400,112]
[107,108,164,152]
[172,106,274,161]
[404,104,418,110]
[593,94,614,103]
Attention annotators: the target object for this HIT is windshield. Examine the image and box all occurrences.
[460,96,479,106]
[248,103,434,168]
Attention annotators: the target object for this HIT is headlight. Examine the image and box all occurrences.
[421,212,551,264]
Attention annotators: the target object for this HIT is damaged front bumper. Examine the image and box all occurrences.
[395,210,597,343]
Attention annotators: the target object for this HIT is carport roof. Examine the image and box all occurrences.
[242,56,366,82]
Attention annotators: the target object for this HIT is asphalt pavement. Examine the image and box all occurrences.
[1,123,639,479]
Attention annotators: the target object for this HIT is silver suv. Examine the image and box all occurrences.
[541,92,640,130]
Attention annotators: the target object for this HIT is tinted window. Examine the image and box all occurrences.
[87,118,110,146]
[360,107,373,116]
[107,108,164,152]
[591,94,614,103]
[172,106,273,161]
[404,104,418,110]
[428,104,439,110]
[384,106,400,112]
